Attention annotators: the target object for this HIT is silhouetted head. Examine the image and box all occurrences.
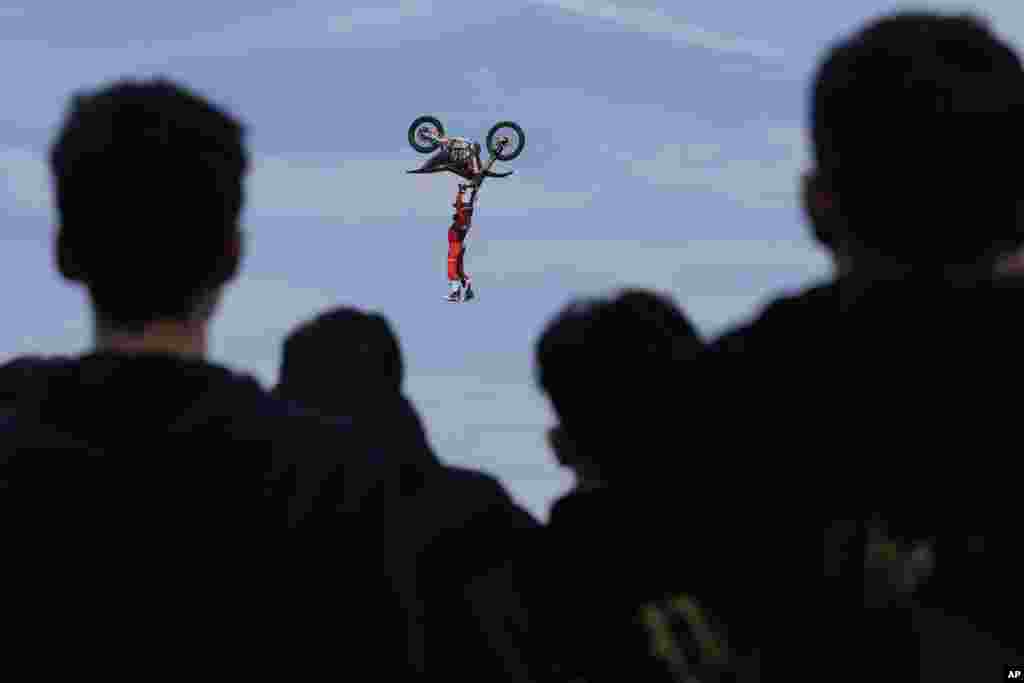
[275,306,404,412]
[805,12,1024,270]
[535,288,703,485]
[50,77,247,331]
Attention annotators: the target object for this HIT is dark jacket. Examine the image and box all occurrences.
[409,463,540,678]
[0,351,416,676]
[465,485,764,682]
[704,272,1024,665]
[273,381,541,678]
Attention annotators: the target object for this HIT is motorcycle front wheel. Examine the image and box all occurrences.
[486,121,525,161]
[408,115,445,154]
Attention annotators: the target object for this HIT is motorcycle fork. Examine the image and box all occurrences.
[467,140,505,210]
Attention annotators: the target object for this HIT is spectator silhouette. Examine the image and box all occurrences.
[0,355,68,407]
[705,10,1024,672]
[274,305,540,678]
[0,78,414,676]
[275,306,439,492]
[464,289,759,682]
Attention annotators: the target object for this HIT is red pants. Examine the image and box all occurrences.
[448,228,468,281]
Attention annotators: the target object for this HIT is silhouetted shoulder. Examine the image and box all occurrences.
[708,274,1024,361]
[0,353,399,530]
[440,466,534,514]
[706,281,837,356]
[409,464,540,549]
[0,355,71,405]
[390,464,539,678]
[913,605,1023,677]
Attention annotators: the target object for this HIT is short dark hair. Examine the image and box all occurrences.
[50,77,248,328]
[276,307,404,408]
[535,289,703,479]
[811,12,1024,261]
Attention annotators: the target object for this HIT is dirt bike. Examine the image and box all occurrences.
[406,115,525,210]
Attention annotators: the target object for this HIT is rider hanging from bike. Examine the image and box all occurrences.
[407,120,520,302]
[447,184,475,302]
[409,134,482,301]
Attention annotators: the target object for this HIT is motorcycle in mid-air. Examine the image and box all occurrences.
[406,116,526,303]
[406,115,525,210]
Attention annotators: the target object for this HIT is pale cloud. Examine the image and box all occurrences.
[0,146,52,216]
[162,0,521,59]
[626,125,811,210]
[329,0,434,32]
[35,0,445,61]
[631,143,795,209]
[0,260,343,384]
[0,145,592,223]
[210,275,344,385]
[247,154,593,221]
[533,0,785,59]
[481,237,826,270]
[0,236,90,364]
[472,237,831,332]
[466,67,504,116]
[474,237,829,284]
[478,177,594,216]
[683,142,722,163]
[0,316,90,365]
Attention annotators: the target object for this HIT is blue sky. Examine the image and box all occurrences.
[2,0,1021,519]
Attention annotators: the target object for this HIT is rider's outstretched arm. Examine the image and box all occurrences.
[466,143,484,184]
